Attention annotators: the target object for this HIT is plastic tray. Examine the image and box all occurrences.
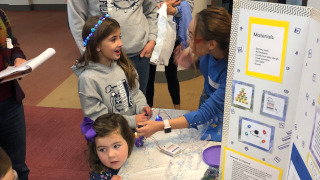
[202,145,221,168]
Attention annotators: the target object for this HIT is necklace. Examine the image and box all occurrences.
[99,0,140,14]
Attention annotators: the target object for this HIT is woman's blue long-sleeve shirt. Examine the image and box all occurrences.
[184,54,227,129]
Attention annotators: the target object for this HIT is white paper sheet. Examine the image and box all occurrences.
[0,48,56,83]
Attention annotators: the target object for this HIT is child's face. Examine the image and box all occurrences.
[95,131,129,170]
[97,28,122,66]
[1,167,15,180]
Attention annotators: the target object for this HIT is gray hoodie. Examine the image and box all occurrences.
[72,61,148,128]
[67,0,158,57]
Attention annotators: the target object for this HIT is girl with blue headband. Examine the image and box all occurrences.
[67,0,158,96]
[72,15,152,129]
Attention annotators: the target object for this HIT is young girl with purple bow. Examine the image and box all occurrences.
[72,15,152,129]
[81,113,135,180]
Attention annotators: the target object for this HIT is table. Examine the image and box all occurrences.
[118,109,221,180]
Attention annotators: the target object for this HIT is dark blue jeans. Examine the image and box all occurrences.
[129,55,150,96]
[0,97,29,180]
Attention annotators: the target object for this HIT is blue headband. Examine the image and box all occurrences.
[83,14,110,47]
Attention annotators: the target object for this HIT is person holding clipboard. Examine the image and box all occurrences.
[0,8,29,179]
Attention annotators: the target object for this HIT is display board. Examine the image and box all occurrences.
[221,0,320,179]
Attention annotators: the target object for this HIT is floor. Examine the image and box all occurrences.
[6,10,204,111]
[5,10,204,179]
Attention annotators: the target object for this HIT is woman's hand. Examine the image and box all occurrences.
[14,58,26,67]
[173,45,194,69]
[140,40,156,58]
[142,106,153,118]
[136,120,163,137]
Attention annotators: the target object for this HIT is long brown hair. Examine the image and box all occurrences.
[194,7,231,60]
[77,15,137,89]
[87,113,135,173]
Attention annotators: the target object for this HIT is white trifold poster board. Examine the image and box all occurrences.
[220,0,320,179]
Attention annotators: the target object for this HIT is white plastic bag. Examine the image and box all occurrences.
[150,3,176,66]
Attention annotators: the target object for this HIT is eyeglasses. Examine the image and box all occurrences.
[187,29,203,44]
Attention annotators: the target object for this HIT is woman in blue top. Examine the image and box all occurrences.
[137,7,231,141]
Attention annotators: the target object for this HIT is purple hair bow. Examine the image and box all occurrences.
[81,117,97,142]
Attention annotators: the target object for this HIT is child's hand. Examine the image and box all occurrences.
[174,45,194,69]
[135,113,149,127]
[157,2,164,9]
[140,40,156,58]
[142,106,152,118]
[165,0,181,7]
[137,120,163,137]
[111,175,122,180]
[166,3,176,15]
[158,1,180,15]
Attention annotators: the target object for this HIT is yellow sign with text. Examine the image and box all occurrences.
[246,17,289,83]
[222,147,282,180]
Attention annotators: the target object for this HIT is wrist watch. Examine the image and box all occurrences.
[174,7,179,16]
[163,119,171,133]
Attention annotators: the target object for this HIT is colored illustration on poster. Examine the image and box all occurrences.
[232,80,254,111]
[246,17,289,83]
[310,107,320,169]
[239,117,275,152]
[260,90,288,121]
[222,147,282,180]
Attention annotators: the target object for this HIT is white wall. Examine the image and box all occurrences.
[308,0,320,9]
[0,0,10,5]
[193,0,208,17]
[7,0,31,5]
[0,0,66,5]
[31,0,66,4]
